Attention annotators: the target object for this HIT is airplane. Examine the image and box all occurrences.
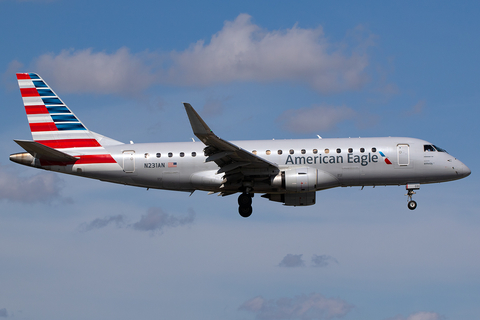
[10,73,471,217]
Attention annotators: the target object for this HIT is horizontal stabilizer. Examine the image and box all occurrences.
[14,139,78,162]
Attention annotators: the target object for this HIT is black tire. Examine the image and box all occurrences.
[408,200,417,210]
[238,193,252,207]
[239,205,253,218]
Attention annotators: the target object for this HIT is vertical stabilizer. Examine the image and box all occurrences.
[16,73,116,151]
[16,73,121,166]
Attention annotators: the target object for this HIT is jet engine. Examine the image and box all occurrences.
[264,168,339,206]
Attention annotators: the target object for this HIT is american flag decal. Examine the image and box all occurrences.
[168,162,177,168]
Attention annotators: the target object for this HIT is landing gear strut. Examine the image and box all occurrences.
[238,192,253,218]
[405,184,420,210]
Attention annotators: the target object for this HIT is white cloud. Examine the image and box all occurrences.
[131,207,195,232]
[77,207,195,233]
[239,293,353,320]
[33,47,156,95]
[22,14,372,95]
[406,99,426,116]
[78,214,125,232]
[2,60,24,90]
[166,14,371,93]
[201,95,232,116]
[311,254,338,268]
[279,254,305,267]
[0,165,64,203]
[386,312,444,320]
[277,104,356,133]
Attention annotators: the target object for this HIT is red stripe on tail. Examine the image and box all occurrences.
[36,139,101,149]
[30,123,58,132]
[20,88,39,97]
[25,105,49,114]
[16,73,31,80]
[76,154,117,164]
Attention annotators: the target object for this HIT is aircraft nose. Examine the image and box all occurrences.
[462,163,471,178]
[455,159,471,178]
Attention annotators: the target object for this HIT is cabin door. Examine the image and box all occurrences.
[397,144,410,166]
[123,151,135,173]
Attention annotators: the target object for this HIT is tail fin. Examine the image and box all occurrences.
[16,73,122,151]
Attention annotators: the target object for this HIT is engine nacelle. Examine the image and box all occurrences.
[262,192,316,206]
[271,167,318,192]
[265,168,339,206]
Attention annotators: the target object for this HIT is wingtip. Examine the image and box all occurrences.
[183,102,212,136]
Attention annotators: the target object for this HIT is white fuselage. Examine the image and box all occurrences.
[29,137,469,194]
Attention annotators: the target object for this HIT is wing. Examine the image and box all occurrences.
[183,103,279,193]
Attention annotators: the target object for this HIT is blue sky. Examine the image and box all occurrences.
[0,1,479,320]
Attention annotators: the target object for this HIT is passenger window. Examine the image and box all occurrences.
[252,150,257,155]
[168,152,173,157]
[301,149,306,154]
[191,152,196,157]
[266,150,271,155]
[278,150,283,155]
[325,148,330,154]
[313,149,318,154]
[289,149,294,154]
[144,153,150,159]
[424,145,435,152]
[336,148,341,154]
[348,148,353,153]
[156,153,161,158]
[360,148,365,153]
[180,152,185,157]
[371,147,377,152]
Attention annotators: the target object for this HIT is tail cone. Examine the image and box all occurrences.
[9,152,35,167]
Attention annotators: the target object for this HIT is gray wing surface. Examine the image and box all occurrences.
[14,140,78,162]
[183,103,279,193]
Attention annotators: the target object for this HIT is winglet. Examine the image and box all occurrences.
[182,103,279,172]
[183,103,213,142]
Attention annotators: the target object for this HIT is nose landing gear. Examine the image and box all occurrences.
[405,183,420,210]
[238,192,253,218]
[407,198,417,210]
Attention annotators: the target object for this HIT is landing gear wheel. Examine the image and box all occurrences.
[405,186,419,211]
[408,200,417,210]
[238,193,252,207]
[238,191,253,217]
[239,205,253,218]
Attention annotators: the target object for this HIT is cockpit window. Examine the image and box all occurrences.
[424,145,435,152]
[433,145,448,153]
[424,144,448,153]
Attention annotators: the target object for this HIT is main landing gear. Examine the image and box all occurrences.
[405,184,420,210]
[238,192,253,218]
